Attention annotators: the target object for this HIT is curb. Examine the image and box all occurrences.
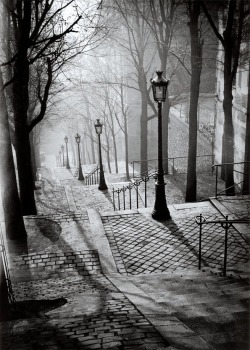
[107,274,215,350]
[87,208,118,274]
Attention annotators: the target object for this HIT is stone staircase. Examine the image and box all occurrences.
[20,166,249,349]
[121,269,250,350]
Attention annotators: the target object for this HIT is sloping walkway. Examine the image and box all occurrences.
[1,166,249,350]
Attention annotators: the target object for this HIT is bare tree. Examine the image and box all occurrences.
[0,70,27,240]
[185,0,203,202]
[110,0,156,174]
[201,0,248,195]
[243,60,250,194]
[1,0,104,215]
[133,0,180,172]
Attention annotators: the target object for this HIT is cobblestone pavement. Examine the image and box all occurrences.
[101,209,249,275]
[215,195,250,230]
[2,275,171,349]
[2,166,250,350]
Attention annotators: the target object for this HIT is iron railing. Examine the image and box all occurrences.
[131,154,213,178]
[0,230,16,309]
[84,166,99,185]
[195,214,250,276]
[212,161,250,198]
[112,172,157,211]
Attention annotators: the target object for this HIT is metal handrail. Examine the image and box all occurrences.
[212,161,250,198]
[195,214,250,276]
[0,230,16,309]
[84,166,99,185]
[112,171,157,211]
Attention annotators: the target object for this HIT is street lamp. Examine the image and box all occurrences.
[64,136,70,169]
[94,119,108,190]
[151,71,171,221]
[61,145,65,166]
[75,133,84,180]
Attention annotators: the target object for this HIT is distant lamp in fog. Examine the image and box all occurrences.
[94,119,107,191]
[94,119,103,135]
[151,71,169,103]
[75,133,84,180]
[150,71,171,221]
[64,136,70,169]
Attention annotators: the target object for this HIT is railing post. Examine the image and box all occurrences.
[129,185,132,209]
[199,214,203,270]
[222,215,231,277]
[145,178,147,208]
[112,188,116,211]
[135,182,139,209]
[215,166,218,198]
[195,214,206,270]
[123,187,126,210]
[118,190,121,211]
[198,214,203,270]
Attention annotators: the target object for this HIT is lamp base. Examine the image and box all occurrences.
[98,184,108,191]
[152,183,171,221]
[98,171,108,191]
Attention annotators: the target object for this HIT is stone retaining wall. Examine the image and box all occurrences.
[10,250,102,280]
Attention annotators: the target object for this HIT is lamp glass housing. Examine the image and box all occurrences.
[94,119,103,135]
[64,136,68,144]
[75,133,81,143]
[151,71,169,102]
[61,145,64,151]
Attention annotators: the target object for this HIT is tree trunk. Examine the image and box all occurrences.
[124,114,130,180]
[30,130,37,185]
[162,95,170,173]
[140,92,148,175]
[104,133,111,173]
[222,45,235,195]
[0,254,10,321]
[0,71,27,240]
[111,128,118,173]
[34,128,41,169]
[70,135,76,166]
[91,137,96,164]
[12,46,37,215]
[161,53,169,174]
[243,63,250,194]
[82,142,86,164]
[185,1,202,202]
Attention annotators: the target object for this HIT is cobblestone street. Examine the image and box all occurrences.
[2,275,171,350]
[102,211,249,275]
[1,166,250,350]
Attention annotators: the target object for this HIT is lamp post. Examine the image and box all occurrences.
[94,119,108,190]
[64,136,70,169]
[59,150,62,167]
[151,71,171,221]
[61,145,65,166]
[75,133,84,180]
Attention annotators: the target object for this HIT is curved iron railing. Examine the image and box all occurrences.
[195,214,250,276]
[212,161,250,198]
[0,230,16,312]
[84,166,99,185]
[112,172,157,211]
